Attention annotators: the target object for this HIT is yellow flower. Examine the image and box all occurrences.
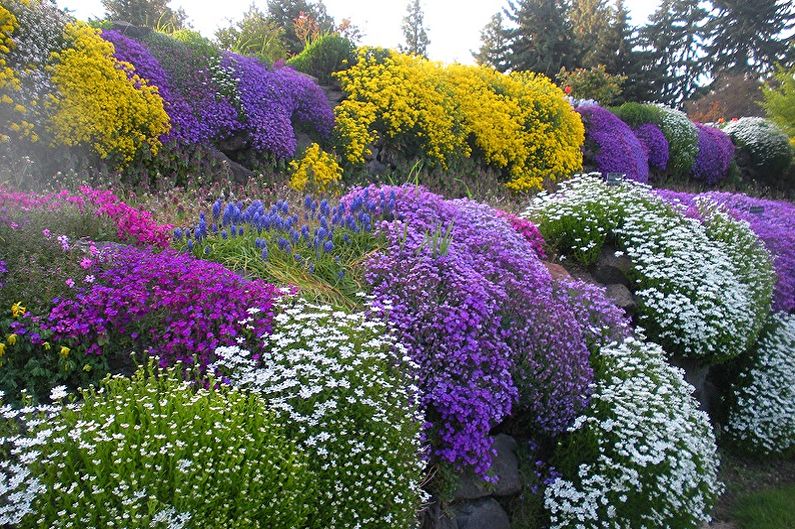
[82,363,92,372]
[10,301,25,318]
[0,342,5,357]
[43,341,51,351]
[289,143,343,193]
[59,345,70,358]
[6,333,17,346]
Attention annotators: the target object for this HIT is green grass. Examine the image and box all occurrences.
[732,484,795,529]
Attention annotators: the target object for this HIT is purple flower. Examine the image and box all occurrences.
[634,123,669,171]
[691,123,734,185]
[577,104,649,183]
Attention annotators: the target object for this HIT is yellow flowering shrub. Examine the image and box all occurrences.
[289,142,343,193]
[0,5,24,144]
[334,48,584,191]
[47,22,169,167]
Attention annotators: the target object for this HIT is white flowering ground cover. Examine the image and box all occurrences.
[726,313,795,455]
[213,295,426,529]
[545,337,722,529]
[525,175,774,363]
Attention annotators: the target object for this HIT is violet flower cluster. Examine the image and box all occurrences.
[577,104,649,183]
[101,29,203,145]
[659,189,795,313]
[633,123,670,172]
[45,246,279,368]
[222,52,334,159]
[692,124,734,185]
[347,185,594,476]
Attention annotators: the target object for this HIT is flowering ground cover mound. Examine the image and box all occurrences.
[526,175,774,364]
[546,337,722,529]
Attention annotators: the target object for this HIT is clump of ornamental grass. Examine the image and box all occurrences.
[725,313,795,455]
[545,336,722,529]
[0,362,314,528]
[176,194,389,309]
[526,175,773,364]
[213,295,425,529]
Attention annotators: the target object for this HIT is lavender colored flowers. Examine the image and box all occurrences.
[633,123,669,172]
[577,104,649,183]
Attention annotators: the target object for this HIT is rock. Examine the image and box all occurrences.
[544,261,571,281]
[295,132,314,155]
[217,132,249,154]
[366,158,388,176]
[453,498,511,529]
[109,21,152,39]
[670,357,712,412]
[454,435,522,500]
[605,283,636,314]
[206,148,254,183]
[420,501,458,529]
[593,247,633,286]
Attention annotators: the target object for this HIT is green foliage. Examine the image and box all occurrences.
[399,0,430,57]
[215,4,287,65]
[763,64,795,141]
[286,33,353,83]
[265,0,335,55]
[556,64,625,105]
[472,12,510,72]
[100,0,188,30]
[169,28,218,56]
[12,362,314,528]
[732,483,795,529]
[503,0,576,78]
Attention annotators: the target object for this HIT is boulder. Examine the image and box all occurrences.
[593,247,633,286]
[206,148,254,183]
[453,498,511,529]
[544,261,571,281]
[605,283,636,314]
[454,434,522,500]
[217,132,249,154]
[420,501,458,529]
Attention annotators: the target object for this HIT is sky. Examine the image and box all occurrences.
[57,0,661,64]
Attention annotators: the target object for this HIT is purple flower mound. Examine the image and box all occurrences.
[633,123,669,171]
[347,185,593,476]
[45,246,279,368]
[101,30,204,145]
[222,53,334,159]
[692,124,735,185]
[577,104,649,183]
[658,190,795,313]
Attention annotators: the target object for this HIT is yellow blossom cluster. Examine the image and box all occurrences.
[334,48,584,191]
[0,5,25,144]
[47,22,170,167]
[289,142,343,193]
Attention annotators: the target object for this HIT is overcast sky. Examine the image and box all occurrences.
[57,0,661,64]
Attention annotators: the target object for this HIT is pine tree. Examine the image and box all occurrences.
[473,12,511,71]
[569,0,612,68]
[706,0,795,76]
[638,0,707,106]
[400,0,430,57]
[102,0,188,29]
[504,0,575,77]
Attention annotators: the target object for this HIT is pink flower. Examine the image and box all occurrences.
[80,258,93,269]
[42,228,51,239]
[65,278,75,288]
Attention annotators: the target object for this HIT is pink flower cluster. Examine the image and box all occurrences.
[79,187,172,248]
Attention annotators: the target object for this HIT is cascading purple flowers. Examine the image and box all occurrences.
[577,104,649,183]
[692,124,735,185]
[222,52,334,159]
[633,123,669,172]
[101,30,204,145]
[658,189,794,313]
[349,185,594,476]
[45,246,279,368]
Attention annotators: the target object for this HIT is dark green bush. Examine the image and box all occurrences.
[287,33,354,84]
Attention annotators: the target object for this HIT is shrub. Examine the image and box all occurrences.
[287,33,354,84]
[762,64,795,141]
[613,102,699,178]
[47,22,170,167]
[576,104,649,183]
[725,313,795,455]
[356,185,592,475]
[545,337,722,529]
[214,296,425,529]
[45,246,279,370]
[692,123,735,185]
[0,363,314,528]
[101,29,203,145]
[556,64,626,105]
[658,190,794,313]
[722,117,792,178]
[334,49,584,191]
[633,123,669,171]
[289,142,342,193]
[526,176,773,363]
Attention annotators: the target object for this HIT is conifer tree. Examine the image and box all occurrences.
[570,0,612,68]
[504,0,575,77]
[400,0,430,57]
[473,12,511,71]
